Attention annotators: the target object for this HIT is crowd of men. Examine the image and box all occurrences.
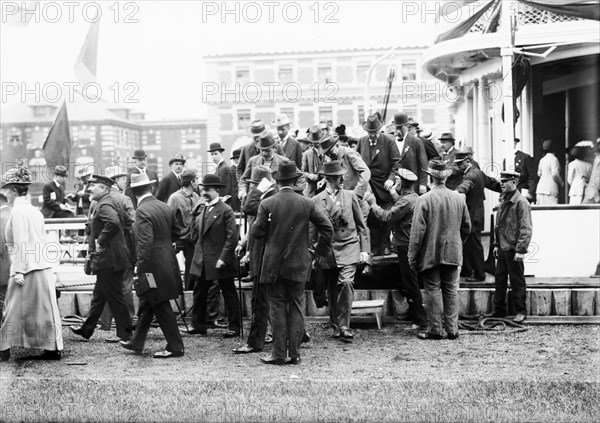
[1,111,537,364]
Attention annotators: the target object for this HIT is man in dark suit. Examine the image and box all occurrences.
[71,175,134,342]
[209,142,239,211]
[414,124,441,161]
[124,149,159,209]
[393,113,428,195]
[356,114,401,256]
[253,161,333,365]
[237,120,267,192]
[66,166,93,217]
[41,165,74,219]
[512,138,537,203]
[155,154,185,202]
[273,113,303,169]
[408,161,471,340]
[188,174,241,338]
[439,133,458,164]
[302,125,327,198]
[120,172,184,358]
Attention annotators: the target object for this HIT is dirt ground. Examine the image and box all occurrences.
[1,321,599,422]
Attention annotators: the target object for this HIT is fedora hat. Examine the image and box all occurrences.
[53,165,68,177]
[132,149,147,159]
[500,171,520,181]
[273,161,301,181]
[129,172,156,188]
[88,174,115,187]
[362,114,384,132]
[231,149,241,160]
[250,120,267,135]
[319,160,345,176]
[104,165,127,180]
[169,154,186,165]
[199,173,225,188]
[398,168,418,182]
[318,135,339,155]
[272,113,291,127]
[207,143,225,153]
[423,160,453,178]
[257,132,276,150]
[249,165,273,184]
[454,146,474,163]
[394,112,409,126]
[307,125,326,143]
[1,160,32,188]
[439,133,455,143]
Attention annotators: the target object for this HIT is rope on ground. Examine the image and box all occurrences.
[458,315,529,335]
[55,281,95,290]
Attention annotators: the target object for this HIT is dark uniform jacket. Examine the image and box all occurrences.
[155,171,182,203]
[243,186,277,278]
[514,150,537,199]
[370,189,418,247]
[454,165,501,233]
[215,161,240,211]
[135,195,183,302]
[356,133,401,203]
[41,180,67,218]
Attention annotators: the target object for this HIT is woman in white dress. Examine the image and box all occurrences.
[536,139,564,205]
[0,161,63,361]
[568,146,593,205]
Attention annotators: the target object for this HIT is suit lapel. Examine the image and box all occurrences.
[203,201,221,235]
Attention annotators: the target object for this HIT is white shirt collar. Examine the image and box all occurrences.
[207,197,219,207]
[137,192,152,204]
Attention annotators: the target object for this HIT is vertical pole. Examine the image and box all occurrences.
[564,90,570,202]
[501,0,516,167]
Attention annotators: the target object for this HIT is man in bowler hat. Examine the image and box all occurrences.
[156,154,186,202]
[125,149,159,208]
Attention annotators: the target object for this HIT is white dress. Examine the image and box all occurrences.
[568,159,592,204]
[536,153,563,205]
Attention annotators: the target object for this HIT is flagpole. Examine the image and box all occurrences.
[501,0,516,167]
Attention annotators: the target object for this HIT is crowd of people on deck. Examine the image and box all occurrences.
[1,111,599,364]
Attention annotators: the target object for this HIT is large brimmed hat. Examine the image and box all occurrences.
[500,171,520,181]
[272,113,291,127]
[318,135,339,155]
[132,149,147,159]
[273,161,301,181]
[393,112,409,126]
[199,174,225,188]
[207,143,225,153]
[319,160,345,176]
[249,165,273,184]
[257,133,276,150]
[54,165,68,177]
[129,172,156,188]
[169,154,186,165]
[88,174,115,187]
[362,114,384,132]
[250,120,266,135]
[439,133,455,143]
[105,165,127,180]
[423,160,453,178]
[1,160,32,188]
[307,125,326,144]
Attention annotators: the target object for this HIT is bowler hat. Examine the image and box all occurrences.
[54,165,68,177]
[207,143,225,153]
[318,135,339,155]
[132,149,147,159]
[169,154,186,165]
[423,160,453,178]
[439,133,455,143]
[362,114,384,132]
[272,113,291,127]
[307,125,326,143]
[199,174,225,188]
[231,149,241,160]
[104,165,127,180]
[398,168,418,182]
[1,160,32,188]
[273,161,301,181]
[500,171,520,181]
[250,120,266,135]
[88,174,115,187]
[257,133,276,150]
[319,160,345,176]
[129,172,156,188]
[249,165,273,184]
[393,112,409,126]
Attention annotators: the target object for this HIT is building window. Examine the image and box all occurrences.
[319,106,333,127]
[237,109,251,130]
[356,62,370,82]
[10,134,21,145]
[357,105,365,126]
[402,61,416,81]
[147,130,157,145]
[278,66,293,84]
[185,133,198,145]
[317,65,333,84]
[236,68,250,83]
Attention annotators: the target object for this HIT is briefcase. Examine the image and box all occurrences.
[133,273,157,297]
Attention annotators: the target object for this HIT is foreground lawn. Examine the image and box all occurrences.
[1,323,599,422]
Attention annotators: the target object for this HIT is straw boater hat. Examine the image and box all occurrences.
[1,159,32,188]
[129,172,156,188]
[319,160,345,176]
[272,113,291,127]
[272,161,302,181]
[199,174,225,188]
[105,165,127,180]
[423,160,453,178]
[398,168,418,182]
[307,125,326,144]
[257,133,277,150]
[132,149,147,159]
[250,120,267,135]
[362,114,384,132]
[87,174,115,187]
[318,135,340,155]
[249,165,273,184]
[169,154,186,165]
[207,143,225,153]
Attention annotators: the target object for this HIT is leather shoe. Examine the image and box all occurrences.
[264,334,273,344]
[465,276,486,282]
[186,328,207,335]
[513,314,526,324]
[153,350,184,358]
[119,340,142,354]
[362,264,373,276]
[447,332,460,340]
[70,326,91,340]
[286,357,301,365]
[417,332,443,340]
[260,356,286,365]
[232,345,261,354]
[340,329,354,339]
[301,332,311,343]
[222,330,240,338]
[207,320,228,329]
[0,349,10,362]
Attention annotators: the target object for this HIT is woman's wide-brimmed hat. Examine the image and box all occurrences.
[1,159,32,188]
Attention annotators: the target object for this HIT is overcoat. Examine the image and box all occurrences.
[155,171,182,203]
[356,133,401,203]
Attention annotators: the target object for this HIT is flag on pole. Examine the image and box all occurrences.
[43,101,71,167]
[73,21,100,87]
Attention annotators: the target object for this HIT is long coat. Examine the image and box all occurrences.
[356,133,401,203]
[398,133,428,192]
[253,188,333,284]
[332,146,371,198]
[0,205,10,287]
[280,136,303,169]
[301,147,325,197]
[312,189,369,268]
[88,193,132,272]
[41,181,66,218]
[215,161,240,211]
[190,199,238,281]
[155,171,182,203]
[242,186,277,278]
[135,195,182,303]
[408,184,471,272]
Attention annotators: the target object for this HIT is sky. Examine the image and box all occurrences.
[1,1,441,120]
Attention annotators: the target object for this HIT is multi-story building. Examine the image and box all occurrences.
[203,46,453,157]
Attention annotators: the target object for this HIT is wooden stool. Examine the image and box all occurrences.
[351,299,386,329]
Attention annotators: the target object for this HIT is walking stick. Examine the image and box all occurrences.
[237,211,246,340]
[173,298,190,332]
